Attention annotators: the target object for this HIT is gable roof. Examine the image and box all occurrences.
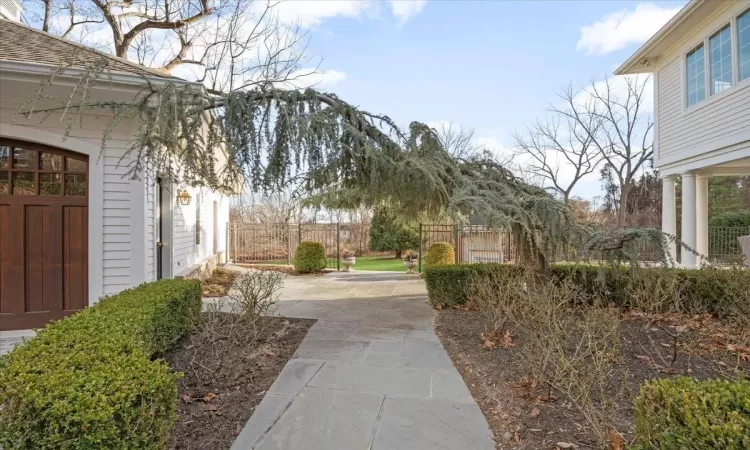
[615,0,714,75]
[0,18,180,80]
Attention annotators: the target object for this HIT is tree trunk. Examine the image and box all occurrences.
[618,185,629,227]
[395,249,402,259]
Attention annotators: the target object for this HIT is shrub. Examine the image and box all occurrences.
[549,264,750,319]
[0,279,202,450]
[633,377,750,450]
[425,242,455,267]
[424,263,526,307]
[294,241,327,273]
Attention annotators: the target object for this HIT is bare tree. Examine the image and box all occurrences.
[513,101,603,203]
[21,0,316,92]
[551,76,654,226]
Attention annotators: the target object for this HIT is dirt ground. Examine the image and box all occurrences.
[436,309,749,450]
[235,263,333,276]
[166,314,315,449]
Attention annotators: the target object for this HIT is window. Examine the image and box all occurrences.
[709,25,733,95]
[195,193,201,245]
[739,9,750,82]
[0,141,87,196]
[686,44,705,106]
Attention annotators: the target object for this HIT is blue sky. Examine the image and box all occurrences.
[277,0,687,200]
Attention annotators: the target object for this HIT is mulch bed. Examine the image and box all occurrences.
[202,268,239,297]
[436,309,749,449]
[165,314,315,449]
[235,263,333,277]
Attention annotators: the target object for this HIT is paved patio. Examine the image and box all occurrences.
[228,269,495,450]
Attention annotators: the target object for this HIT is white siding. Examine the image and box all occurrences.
[655,0,750,167]
[169,186,229,277]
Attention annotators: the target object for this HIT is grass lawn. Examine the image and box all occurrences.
[353,255,417,271]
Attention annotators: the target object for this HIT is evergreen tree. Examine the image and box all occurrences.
[369,207,420,258]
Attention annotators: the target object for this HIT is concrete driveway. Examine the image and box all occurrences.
[230,269,495,450]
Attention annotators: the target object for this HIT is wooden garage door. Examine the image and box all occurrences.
[0,140,88,330]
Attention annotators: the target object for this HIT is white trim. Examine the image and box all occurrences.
[0,61,204,91]
[615,0,704,75]
[658,143,750,176]
[656,130,750,166]
[0,122,104,306]
[130,168,146,285]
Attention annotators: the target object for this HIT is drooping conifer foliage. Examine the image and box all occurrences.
[18,54,679,270]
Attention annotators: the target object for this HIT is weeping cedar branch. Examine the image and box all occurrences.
[16,57,685,270]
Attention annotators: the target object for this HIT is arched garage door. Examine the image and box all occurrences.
[0,139,88,330]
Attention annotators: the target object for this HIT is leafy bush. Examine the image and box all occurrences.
[709,211,750,227]
[424,263,525,307]
[294,241,327,273]
[633,377,750,450]
[0,279,201,449]
[425,242,455,267]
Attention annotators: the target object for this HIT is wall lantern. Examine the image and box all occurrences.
[177,190,192,206]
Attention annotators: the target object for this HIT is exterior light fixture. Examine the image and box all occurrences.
[177,190,192,205]
[641,58,651,67]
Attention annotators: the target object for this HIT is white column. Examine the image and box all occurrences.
[661,175,677,264]
[696,174,709,264]
[681,172,697,268]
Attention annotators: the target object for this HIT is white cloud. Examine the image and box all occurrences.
[389,0,428,24]
[577,3,681,55]
[274,68,348,90]
[272,0,427,28]
[273,1,372,28]
[578,74,655,113]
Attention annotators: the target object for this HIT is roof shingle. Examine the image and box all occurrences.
[0,18,179,80]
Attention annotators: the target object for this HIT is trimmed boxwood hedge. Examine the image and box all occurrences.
[294,241,327,273]
[633,377,750,450]
[425,242,455,267]
[423,263,525,307]
[424,263,750,317]
[0,279,202,450]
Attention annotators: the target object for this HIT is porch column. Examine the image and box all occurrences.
[661,175,677,263]
[696,174,709,263]
[681,172,697,268]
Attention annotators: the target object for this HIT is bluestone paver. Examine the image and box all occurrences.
[225,269,494,450]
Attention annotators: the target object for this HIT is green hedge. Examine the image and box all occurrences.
[294,241,327,273]
[424,263,525,307]
[425,263,750,316]
[633,377,750,450]
[549,264,750,319]
[425,242,455,267]
[0,279,202,449]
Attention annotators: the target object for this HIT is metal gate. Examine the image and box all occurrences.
[418,224,517,272]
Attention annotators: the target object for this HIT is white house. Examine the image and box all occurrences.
[0,15,231,331]
[616,0,750,268]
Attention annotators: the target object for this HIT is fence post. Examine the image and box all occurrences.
[226,223,231,263]
[418,223,423,273]
[453,224,460,264]
[336,222,341,271]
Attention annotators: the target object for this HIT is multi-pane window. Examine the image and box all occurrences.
[686,44,706,106]
[709,25,733,95]
[0,142,87,196]
[739,9,750,82]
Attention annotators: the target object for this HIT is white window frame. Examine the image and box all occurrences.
[738,8,750,83]
[682,7,750,114]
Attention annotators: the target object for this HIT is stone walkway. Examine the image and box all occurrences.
[229,269,495,450]
[0,330,36,357]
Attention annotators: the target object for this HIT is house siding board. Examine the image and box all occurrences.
[655,1,750,168]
